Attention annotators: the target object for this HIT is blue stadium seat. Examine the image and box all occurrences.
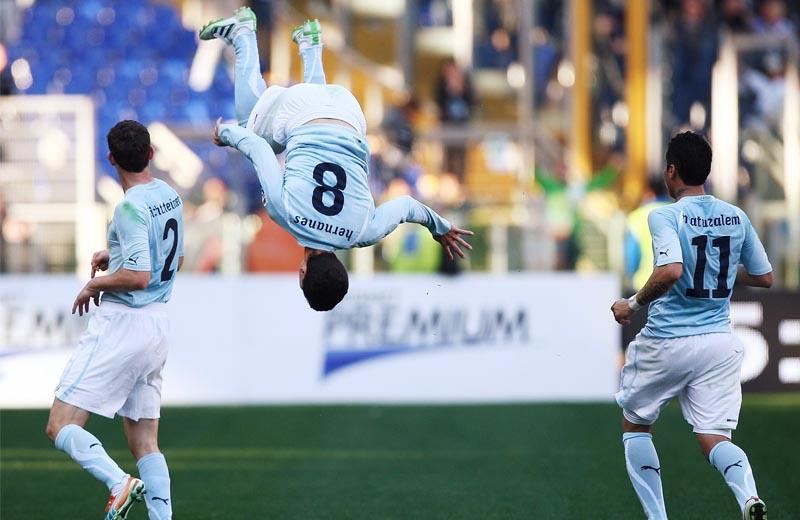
[11,0,235,180]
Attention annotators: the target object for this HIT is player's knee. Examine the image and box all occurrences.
[695,432,730,459]
[622,417,652,433]
[302,252,349,311]
[45,419,63,443]
[127,437,159,459]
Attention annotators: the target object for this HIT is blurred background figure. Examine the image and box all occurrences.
[435,57,474,181]
[182,178,228,273]
[624,178,670,291]
[381,94,421,155]
[669,0,718,130]
[752,0,796,38]
[720,0,754,33]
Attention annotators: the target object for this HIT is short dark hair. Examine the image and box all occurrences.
[302,253,349,311]
[665,131,712,186]
[107,120,151,173]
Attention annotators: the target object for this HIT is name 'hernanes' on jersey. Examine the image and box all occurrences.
[218,123,451,252]
[642,194,772,338]
[103,179,185,308]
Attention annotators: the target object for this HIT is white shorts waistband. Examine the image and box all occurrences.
[100,301,168,317]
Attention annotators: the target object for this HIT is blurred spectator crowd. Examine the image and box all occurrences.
[0,0,797,280]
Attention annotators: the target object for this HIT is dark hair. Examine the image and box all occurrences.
[665,131,712,186]
[107,120,151,173]
[302,253,349,311]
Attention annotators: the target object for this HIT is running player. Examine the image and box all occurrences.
[200,9,472,311]
[611,132,772,520]
[45,120,184,520]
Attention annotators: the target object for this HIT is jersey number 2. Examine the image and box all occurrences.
[686,235,731,298]
[160,218,179,282]
[311,162,346,216]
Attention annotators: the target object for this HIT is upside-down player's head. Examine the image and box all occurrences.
[664,131,712,198]
[300,252,349,311]
[107,120,153,174]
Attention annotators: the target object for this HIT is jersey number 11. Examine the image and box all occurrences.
[686,235,731,299]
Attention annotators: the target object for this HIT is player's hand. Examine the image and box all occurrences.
[435,226,474,261]
[610,298,633,325]
[72,284,100,316]
[212,117,225,147]
[90,249,110,278]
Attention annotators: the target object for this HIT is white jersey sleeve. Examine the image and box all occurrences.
[218,123,285,214]
[355,196,451,248]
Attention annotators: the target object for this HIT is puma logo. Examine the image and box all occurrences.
[641,465,661,475]
[724,460,743,476]
[152,497,170,505]
[659,250,669,256]
[88,443,101,449]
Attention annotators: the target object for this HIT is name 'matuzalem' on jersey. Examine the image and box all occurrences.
[102,179,184,308]
[218,123,452,251]
[642,194,771,338]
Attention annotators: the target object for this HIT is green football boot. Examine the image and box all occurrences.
[199,6,257,44]
[291,19,323,50]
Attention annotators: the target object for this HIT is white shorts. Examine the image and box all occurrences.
[615,332,744,436]
[55,301,169,421]
[247,83,367,146]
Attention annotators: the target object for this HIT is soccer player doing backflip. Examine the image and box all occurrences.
[611,132,772,520]
[200,8,472,311]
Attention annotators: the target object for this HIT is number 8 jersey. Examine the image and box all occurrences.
[219,123,452,252]
[642,194,771,338]
[103,179,185,308]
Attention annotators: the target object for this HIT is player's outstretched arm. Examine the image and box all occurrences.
[355,196,473,259]
[736,265,773,288]
[611,262,682,325]
[213,118,283,208]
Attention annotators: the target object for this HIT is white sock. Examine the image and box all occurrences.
[54,424,127,491]
[709,441,759,510]
[623,432,667,520]
[137,452,172,520]
[234,24,253,39]
[300,45,326,84]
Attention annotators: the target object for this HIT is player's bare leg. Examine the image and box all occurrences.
[199,7,264,126]
[46,399,144,520]
[292,19,326,84]
[698,433,766,520]
[125,418,172,520]
[622,418,667,520]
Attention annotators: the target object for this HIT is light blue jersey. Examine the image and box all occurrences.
[218,123,451,251]
[642,195,771,338]
[102,179,184,308]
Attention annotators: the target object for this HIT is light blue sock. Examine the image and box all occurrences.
[709,441,758,510]
[300,45,326,84]
[232,29,266,126]
[623,432,667,520]
[137,452,172,520]
[54,424,127,490]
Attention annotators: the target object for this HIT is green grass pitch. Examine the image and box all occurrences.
[2,396,799,519]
